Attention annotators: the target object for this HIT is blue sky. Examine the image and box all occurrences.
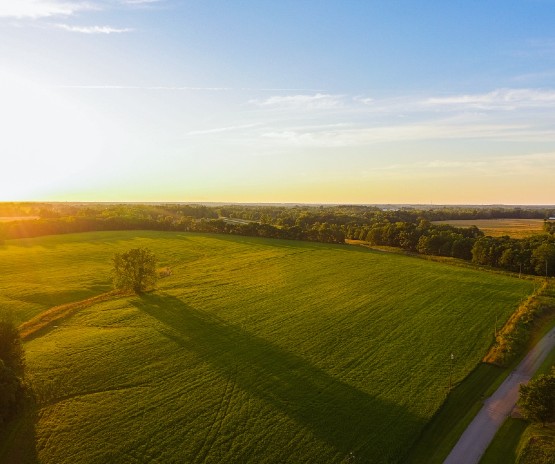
[1,0,555,204]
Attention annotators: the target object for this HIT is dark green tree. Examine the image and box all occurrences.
[0,319,25,426]
[518,370,555,426]
[0,359,24,426]
[531,242,555,277]
[0,320,24,375]
[112,248,158,293]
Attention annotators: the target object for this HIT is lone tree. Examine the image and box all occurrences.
[518,369,555,426]
[112,248,158,293]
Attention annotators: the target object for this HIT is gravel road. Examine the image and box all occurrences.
[443,324,555,464]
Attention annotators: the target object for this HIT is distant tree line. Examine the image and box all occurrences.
[0,204,346,244]
[344,220,482,260]
[471,235,555,276]
[1,203,555,275]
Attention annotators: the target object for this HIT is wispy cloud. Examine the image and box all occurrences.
[186,123,261,136]
[425,88,555,110]
[49,84,555,148]
[354,96,375,105]
[374,152,555,178]
[121,0,162,4]
[0,0,158,30]
[513,38,555,58]
[56,23,133,34]
[251,93,344,110]
[0,0,96,19]
[56,85,232,90]
[259,119,555,147]
[56,85,324,92]
[491,152,555,176]
[247,88,555,117]
[511,70,555,83]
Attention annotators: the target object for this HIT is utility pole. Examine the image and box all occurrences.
[449,353,454,392]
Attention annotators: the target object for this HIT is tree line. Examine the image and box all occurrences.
[1,203,554,275]
[0,204,346,244]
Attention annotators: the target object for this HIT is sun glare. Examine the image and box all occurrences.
[0,71,104,200]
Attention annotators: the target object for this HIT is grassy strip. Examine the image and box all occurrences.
[484,280,553,366]
[405,363,509,463]
[479,418,530,464]
[480,315,555,464]
[18,291,119,341]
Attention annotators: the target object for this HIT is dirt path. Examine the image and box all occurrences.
[18,291,119,340]
[443,325,555,464]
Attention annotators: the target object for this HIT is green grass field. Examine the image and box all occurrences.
[433,218,546,238]
[0,231,535,463]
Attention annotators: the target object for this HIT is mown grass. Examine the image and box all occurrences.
[479,418,529,464]
[485,421,555,464]
[433,219,546,238]
[0,231,535,463]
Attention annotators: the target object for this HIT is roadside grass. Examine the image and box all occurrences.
[0,231,535,463]
[479,418,529,464]
[405,363,510,463]
[479,308,555,464]
[484,279,553,366]
[432,219,546,238]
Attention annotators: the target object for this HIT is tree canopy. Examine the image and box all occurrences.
[112,247,158,293]
[1,202,555,276]
[0,319,25,426]
[518,369,555,426]
[0,320,24,375]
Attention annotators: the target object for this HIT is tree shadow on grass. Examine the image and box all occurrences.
[132,293,420,463]
[0,396,39,464]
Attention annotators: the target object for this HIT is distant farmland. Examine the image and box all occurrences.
[0,231,533,463]
[0,216,39,222]
[433,218,546,238]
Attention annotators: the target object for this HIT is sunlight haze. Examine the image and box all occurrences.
[1,1,554,203]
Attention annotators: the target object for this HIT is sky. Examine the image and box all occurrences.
[1,1,555,204]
